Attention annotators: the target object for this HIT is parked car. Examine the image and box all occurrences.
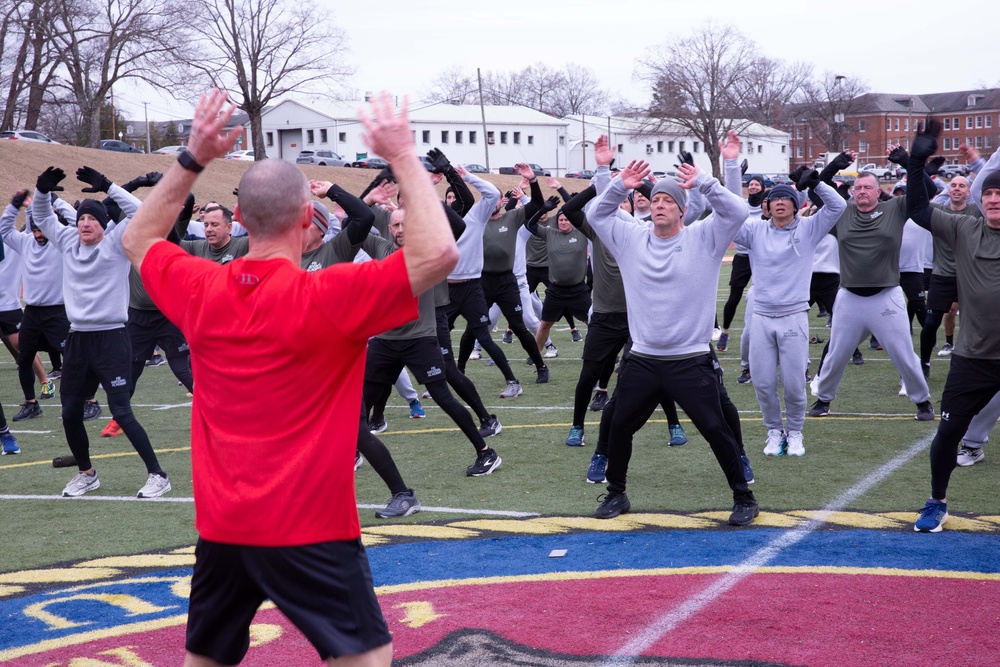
[858,163,894,180]
[651,170,677,179]
[225,150,255,161]
[565,170,595,179]
[350,157,389,169]
[498,163,551,177]
[940,163,969,179]
[100,139,143,153]
[462,163,488,173]
[295,149,347,167]
[1,130,59,144]
[153,145,187,155]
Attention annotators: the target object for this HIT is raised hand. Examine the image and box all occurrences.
[542,195,561,212]
[910,117,942,161]
[619,160,651,190]
[719,130,741,161]
[677,162,702,190]
[830,151,855,171]
[546,177,561,189]
[958,142,980,164]
[795,168,820,192]
[925,156,946,177]
[427,147,451,173]
[740,158,749,176]
[516,163,535,180]
[187,89,242,166]
[454,164,468,179]
[76,166,113,193]
[887,145,909,166]
[10,189,29,209]
[309,180,333,198]
[36,166,65,194]
[358,92,414,165]
[510,186,525,200]
[594,134,614,166]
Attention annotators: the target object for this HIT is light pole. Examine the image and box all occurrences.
[832,75,847,154]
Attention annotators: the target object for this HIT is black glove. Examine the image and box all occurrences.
[232,187,239,197]
[829,151,854,172]
[789,165,809,182]
[887,146,909,166]
[925,156,946,177]
[836,182,852,200]
[542,195,560,212]
[375,166,395,184]
[76,166,112,193]
[427,148,451,174]
[36,167,65,194]
[910,117,942,160]
[676,150,694,167]
[796,169,821,192]
[10,190,28,209]
[740,159,749,176]
[145,171,163,187]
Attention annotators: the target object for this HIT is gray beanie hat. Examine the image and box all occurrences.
[311,201,331,233]
[649,179,688,216]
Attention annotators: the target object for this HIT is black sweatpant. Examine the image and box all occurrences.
[469,271,545,369]
[526,264,577,331]
[445,280,516,383]
[899,272,927,335]
[436,308,491,422]
[17,304,69,402]
[722,253,752,330]
[357,401,407,496]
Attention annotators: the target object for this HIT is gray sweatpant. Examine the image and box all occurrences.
[963,389,1000,448]
[750,310,810,432]
[739,287,753,369]
[813,287,930,404]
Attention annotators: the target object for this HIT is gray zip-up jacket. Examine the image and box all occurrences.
[448,173,501,280]
[0,204,65,306]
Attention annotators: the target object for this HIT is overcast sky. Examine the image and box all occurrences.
[121,0,999,122]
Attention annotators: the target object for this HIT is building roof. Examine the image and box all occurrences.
[851,93,932,114]
[919,89,1000,113]
[564,114,789,141]
[261,97,568,127]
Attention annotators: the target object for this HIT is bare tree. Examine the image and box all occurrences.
[422,66,477,104]
[549,64,610,118]
[795,72,871,153]
[520,62,564,114]
[480,70,526,107]
[181,0,353,160]
[737,57,813,130]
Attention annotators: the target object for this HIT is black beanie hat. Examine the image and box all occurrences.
[76,199,110,229]
[980,171,1000,198]
[748,175,766,191]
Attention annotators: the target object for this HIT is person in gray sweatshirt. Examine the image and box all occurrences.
[31,165,170,499]
[584,131,759,526]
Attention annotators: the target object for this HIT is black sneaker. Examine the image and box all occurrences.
[808,399,830,417]
[48,368,62,380]
[467,448,501,476]
[595,491,631,519]
[145,353,166,367]
[83,401,102,421]
[728,501,760,526]
[916,401,935,421]
[478,414,502,438]
[922,363,930,379]
[571,328,583,342]
[589,391,609,411]
[852,350,864,365]
[368,417,387,434]
[501,329,513,344]
[13,401,41,422]
[375,489,421,518]
[736,368,752,384]
[535,365,549,384]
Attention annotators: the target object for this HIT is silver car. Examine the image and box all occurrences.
[296,149,348,167]
[1,130,59,144]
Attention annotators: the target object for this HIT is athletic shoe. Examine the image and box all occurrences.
[712,327,722,341]
[595,491,630,519]
[479,414,502,438]
[565,425,585,447]
[485,358,495,366]
[589,391,609,411]
[421,390,431,399]
[868,336,882,351]
[408,399,425,418]
[825,316,832,328]
[785,430,805,456]
[63,470,100,497]
[501,329,513,344]
[817,307,830,318]
[852,350,865,365]
[898,381,908,396]
[809,377,819,397]
[1,433,20,455]
[40,380,55,400]
[137,472,171,499]
[83,401,102,421]
[354,452,364,471]
[716,332,729,352]
[571,328,583,342]
[805,368,812,382]
[736,369,752,384]
[914,499,948,533]
[763,429,785,456]
[499,380,523,399]
[587,453,608,484]
[469,349,481,361]
[375,489,421,518]
[728,501,760,526]
[544,343,558,358]
[957,446,984,467]
[101,419,124,438]
[525,356,535,365]
[145,353,166,367]
[466,448,501,476]
[809,335,824,344]
[938,342,954,357]
[808,399,830,417]
[48,368,62,380]
[535,365,549,384]
[368,417,387,434]
[13,401,41,422]
[741,455,755,485]
[915,401,935,421]
[922,363,930,379]
[668,424,687,446]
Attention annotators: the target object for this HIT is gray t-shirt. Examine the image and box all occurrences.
[180,236,250,264]
[533,224,589,286]
[929,202,983,277]
[579,219,626,313]
[367,237,435,340]
[831,196,907,289]
[301,232,364,272]
[482,208,527,274]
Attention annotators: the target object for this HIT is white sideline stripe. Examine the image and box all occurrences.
[0,494,539,517]
[389,404,927,418]
[599,431,936,667]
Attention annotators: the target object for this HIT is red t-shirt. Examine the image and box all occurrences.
[141,241,418,546]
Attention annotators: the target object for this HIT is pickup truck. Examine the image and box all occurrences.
[858,163,894,180]
[498,163,551,177]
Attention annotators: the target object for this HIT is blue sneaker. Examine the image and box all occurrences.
[914,499,948,533]
[587,453,607,483]
[741,454,755,485]
[1,432,20,455]
[408,398,425,419]
[565,425,585,447]
[668,424,687,446]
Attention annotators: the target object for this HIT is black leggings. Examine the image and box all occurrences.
[437,308,492,423]
[446,281,516,382]
[365,379,486,454]
[900,271,927,335]
[62,392,160,474]
[357,412,407,497]
[920,309,947,366]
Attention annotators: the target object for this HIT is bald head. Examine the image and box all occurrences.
[948,175,971,208]
[236,159,310,240]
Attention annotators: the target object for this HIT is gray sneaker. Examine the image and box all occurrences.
[137,472,171,498]
[499,380,523,398]
[63,470,100,497]
[82,401,103,421]
[957,446,984,467]
[375,489,421,518]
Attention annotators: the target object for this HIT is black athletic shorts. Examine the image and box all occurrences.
[186,537,391,664]
[0,308,22,336]
[541,282,591,324]
[927,274,958,312]
[899,272,926,304]
[940,355,1000,417]
[366,336,447,386]
[60,328,133,399]
[582,311,630,362]
[526,264,550,293]
[729,253,752,288]
[19,304,69,354]
[127,308,189,363]
[480,271,522,313]
[809,272,840,311]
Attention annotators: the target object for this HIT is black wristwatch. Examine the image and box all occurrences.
[178,150,205,173]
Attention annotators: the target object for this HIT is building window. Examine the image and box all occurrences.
[500,131,508,144]
[859,119,866,132]
[808,128,812,139]
[943,138,951,150]
[843,140,850,151]
[487,131,494,145]
[859,140,867,153]
[781,145,786,154]
[746,142,752,153]
[944,118,951,130]
[558,135,564,146]
[456,130,463,144]
[421,130,430,144]
[320,129,328,143]
[987,136,993,148]
[470,131,477,144]
[967,136,973,146]
[796,128,802,140]
[987,115,994,128]
[953,117,959,129]
[513,131,520,144]
[894,118,899,131]
[617,143,624,152]
[976,116,983,128]
[796,146,803,158]
[266,132,273,146]
[693,141,700,153]
[967,116,974,129]
[339,132,347,143]
[657,140,663,153]
[886,117,891,131]
[757,145,763,154]
[807,146,812,158]
[904,118,909,132]
[678,141,685,152]
[976,136,983,148]
[668,140,675,153]
[306,129,314,144]
[528,135,534,145]
[441,130,449,144]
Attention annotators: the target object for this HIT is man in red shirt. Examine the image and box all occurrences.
[122,90,459,667]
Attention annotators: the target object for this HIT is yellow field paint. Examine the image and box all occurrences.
[533,516,647,532]
[882,511,997,532]
[24,593,177,630]
[788,510,908,529]
[627,514,727,529]
[393,601,447,628]
[248,623,284,648]
[364,525,479,540]
[74,555,195,569]
[450,518,570,534]
[0,567,121,585]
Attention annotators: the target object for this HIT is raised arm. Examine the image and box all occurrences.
[462,171,501,226]
[1,191,30,252]
[971,142,1000,205]
[905,120,943,230]
[312,181,375,246]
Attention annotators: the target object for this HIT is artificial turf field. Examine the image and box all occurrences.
[2,261,999,666]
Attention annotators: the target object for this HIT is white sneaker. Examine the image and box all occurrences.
[763,429,785,456]
[712,327,722,341]
[809,377,818,397]
[785,430,805,456]
[957,445,984,467]
[63,471,100,497]
[898,381,907,396]
[499,380,523,398]
[938,342,954,357]
[137,472,171,498]
[469,349,481,360]
[544,343,558,359]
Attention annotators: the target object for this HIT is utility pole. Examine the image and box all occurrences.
[478,68,489,172]
[144,102,151,153]
[110,87,116,139]
[582,114,586,170]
